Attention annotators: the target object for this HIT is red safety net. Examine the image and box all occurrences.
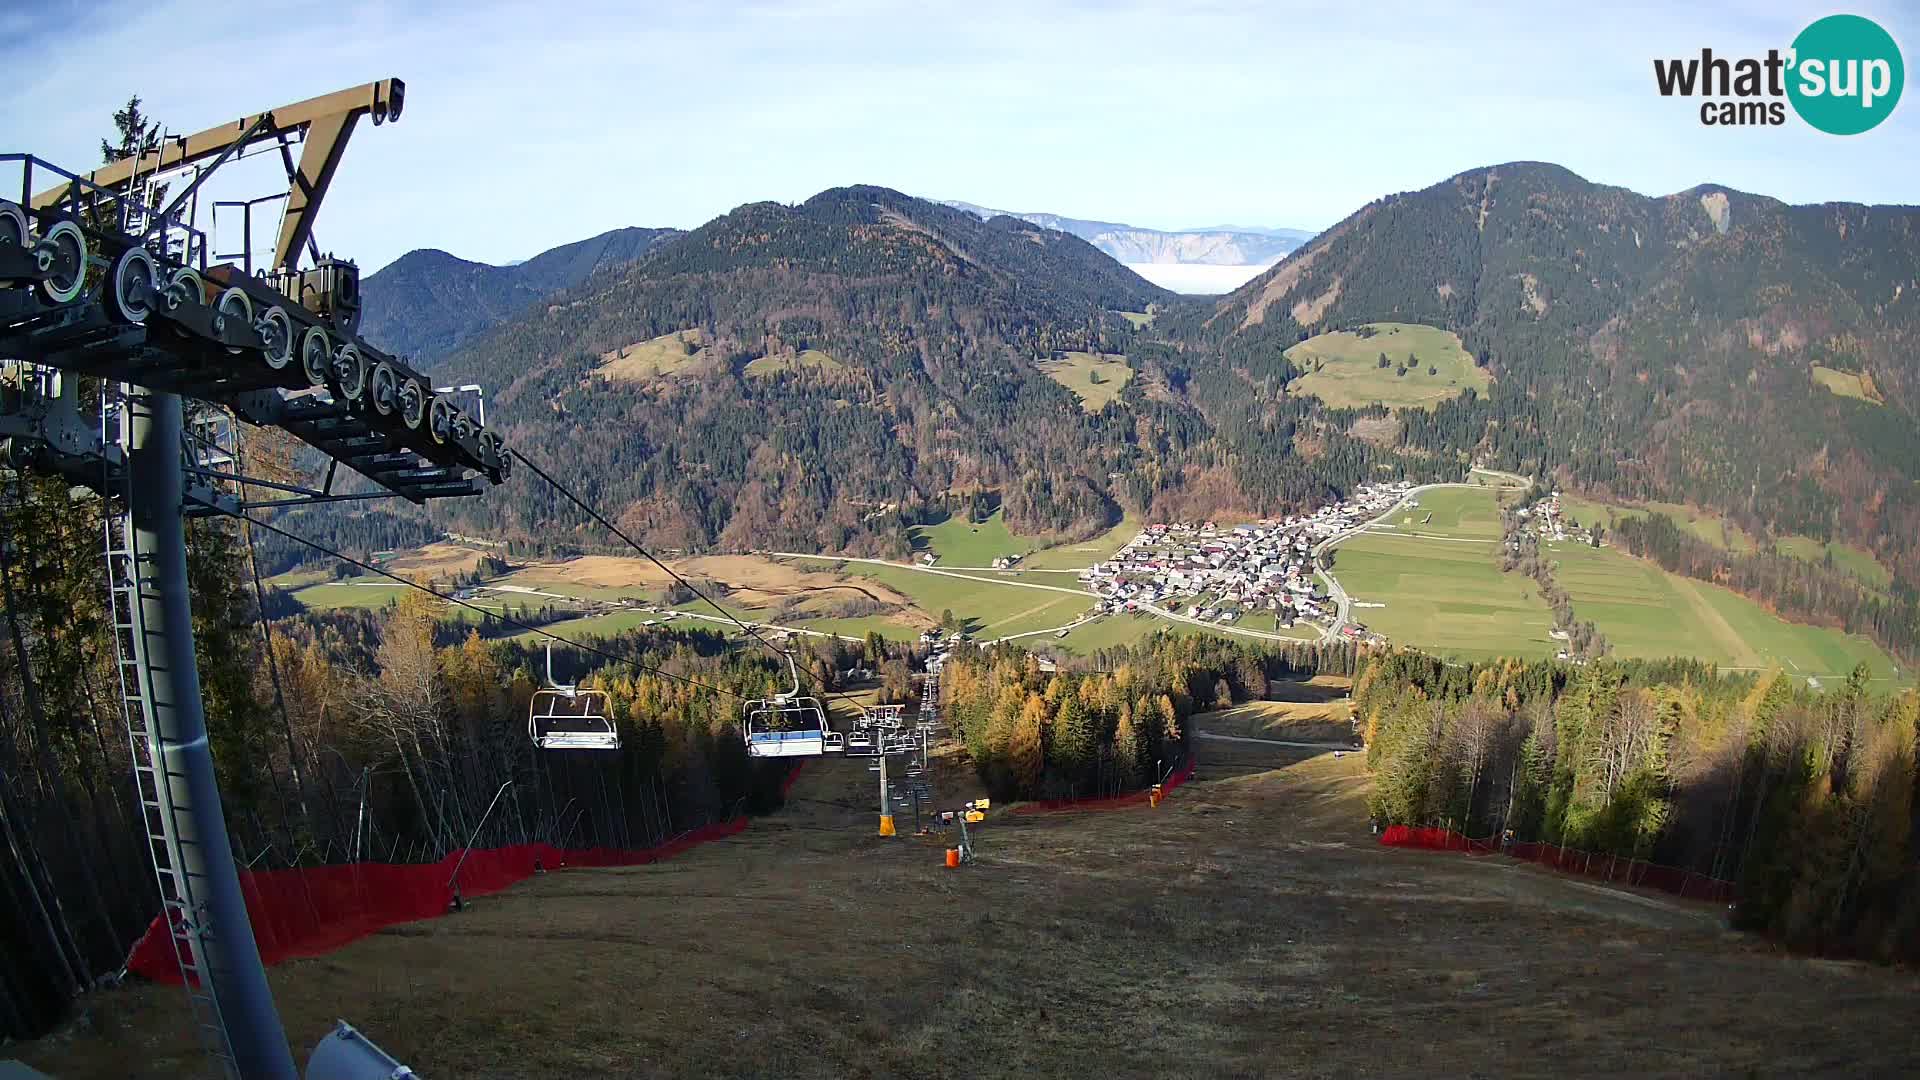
[125,818,749,984]
[1379,826,1736,903]
[1012,756,1196,815]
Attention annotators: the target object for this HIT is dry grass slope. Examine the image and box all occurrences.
[23,740,1920,1077]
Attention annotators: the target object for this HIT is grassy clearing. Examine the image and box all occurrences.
[1021,511,1142,570]
[1557,494,1757,554]
[1192,684,1354,743]
[1334,532,1556,660]
[1810,364,1884,404]
[595,329,717,382]
[1283,322,1488,410]
[1036,351,1132,411]
[789,558,1085,639]
[1549,541,1901,682]
[1116,309,1154,328]
[1772,536,1893,590]
[289,581,409,610]
[744,348,843,377]
[909,510,1033,565]
[913,508,1141,571]
[796,615,923,641]
[504,609,684,643]
[1376,486,1507,540]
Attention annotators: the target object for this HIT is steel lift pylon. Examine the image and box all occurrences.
[2,78,502,1080]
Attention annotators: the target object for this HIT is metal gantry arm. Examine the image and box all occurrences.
[29,79,403,271]
[1,76,496,1080]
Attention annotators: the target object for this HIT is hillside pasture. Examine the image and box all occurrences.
[744,348,844,377]
[595,329,718,381]
[1810,364,1884,404]
[1036,351,1133,411]
[909,509,1035,565]
[1772,535,1893,590]
[1283,322,1487,410]
[1549,541,1900,682]
[1557,494,1757,554]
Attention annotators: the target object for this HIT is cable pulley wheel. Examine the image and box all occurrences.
[428,394,457,445]
[300,326,332,389]
[215,287,254,353]
[369,362,399,416]
[37,221,87,304]
[258,307,294,370]
[165,266,205,308]
[108,246,158,324]
[398,378,429,431]
[332,343,368,403]
[163,266,205,337]
[0,201,29,249]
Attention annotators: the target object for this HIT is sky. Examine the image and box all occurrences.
[4,0,1918,272]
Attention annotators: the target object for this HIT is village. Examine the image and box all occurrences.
[1073,480,1418,635]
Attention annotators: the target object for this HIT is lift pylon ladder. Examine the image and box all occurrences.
[3,78,500,1080]
[102,388,239,1074]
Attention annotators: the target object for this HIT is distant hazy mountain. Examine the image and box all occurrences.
[939,200,1313,268]
[360,225,683,364]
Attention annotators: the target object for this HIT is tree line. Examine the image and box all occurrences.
[1358,650,1918,962]
[942,633,1365,801]
[1611,511,1919,664]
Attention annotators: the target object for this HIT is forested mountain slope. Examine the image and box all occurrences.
[1167,162,1920,590]
[359,225,683,363]
[413,186,1187,554]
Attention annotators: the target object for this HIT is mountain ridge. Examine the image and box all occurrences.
[359,225,683,364]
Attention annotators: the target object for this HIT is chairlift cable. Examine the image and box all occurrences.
[225,509,744,701]
[228,423,315,837]
[507,448,874,712]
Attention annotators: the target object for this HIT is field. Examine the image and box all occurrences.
[1035,351,1133,411]
[287,580,410,610]
[908,509,1035,565]
[1373,485,1508,540]
[595,329,718,381]
[1551,541,1901,682]
[1115,309,1154,328]
[1190,677,1355,742]
[1283,322,1489,410]
[1772,535,1893,590]
[1558,493,1894,587]
[26,741,1920,1078]
[789,558,1091,639]
[1556,494,1757,553]
[1333,531,1556,660]
[1810,364,1884,404]
[1016,512,1141,570]
[743,348,843,377]
[1335,486,1905,680]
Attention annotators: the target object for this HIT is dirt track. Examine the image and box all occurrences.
[19,739,1920,1078]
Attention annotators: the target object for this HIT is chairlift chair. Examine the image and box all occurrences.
[742,653,839,758]
[529,642,621,751]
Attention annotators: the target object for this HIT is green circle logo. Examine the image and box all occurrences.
[1788,14,1904,135]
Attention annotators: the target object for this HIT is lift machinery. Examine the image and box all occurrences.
[2,78,500,1079]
